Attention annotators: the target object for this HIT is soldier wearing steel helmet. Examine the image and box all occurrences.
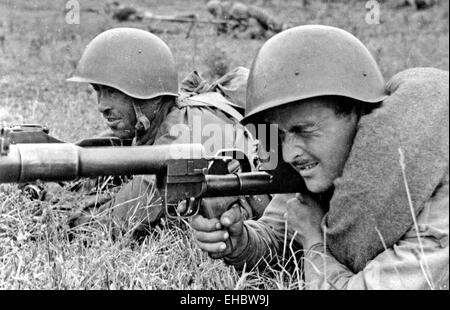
[189,25,449,289]
[67,27,267,239]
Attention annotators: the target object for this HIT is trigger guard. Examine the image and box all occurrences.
[165,198,200,219]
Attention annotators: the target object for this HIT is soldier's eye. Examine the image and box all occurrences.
[299,129,315,134]
[292,125,318,135]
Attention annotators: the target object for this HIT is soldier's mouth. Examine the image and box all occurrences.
[106,118,121,127]
[295,161,319,172]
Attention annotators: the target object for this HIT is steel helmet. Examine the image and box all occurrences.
[244,25,387,122]
[68,27,178,99]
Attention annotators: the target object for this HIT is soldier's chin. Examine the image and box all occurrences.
[110,127,134,139]
[303,178,330,194]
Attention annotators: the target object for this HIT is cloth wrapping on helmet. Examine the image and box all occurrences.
[179,66,249,112]
[324,68,449,272]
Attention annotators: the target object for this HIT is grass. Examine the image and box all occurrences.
[0,0,448,289]
[0,184,304,289]
[398,148,434,289]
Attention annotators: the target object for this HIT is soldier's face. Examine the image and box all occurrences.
[271,97,358,193]
[94,85,137,139]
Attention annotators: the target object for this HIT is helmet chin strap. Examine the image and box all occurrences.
[132,100,151,134]
[131,97,172,146]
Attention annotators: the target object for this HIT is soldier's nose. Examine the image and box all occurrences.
[97,101,111,114]
[282,136,305,164]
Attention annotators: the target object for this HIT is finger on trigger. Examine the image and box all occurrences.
[177,200,187,214]
[178,197,196,214]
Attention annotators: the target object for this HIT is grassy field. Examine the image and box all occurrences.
[0,0,448,289]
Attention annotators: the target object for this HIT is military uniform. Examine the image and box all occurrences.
[69,28,268,235]
[228,68,449,289]
[214,26,449,289]
[66,28,269,238]
[105,91,265,238]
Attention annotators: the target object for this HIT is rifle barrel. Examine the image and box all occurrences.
[145,15,229,24]
[0,143,205,183]
[205,172,305,196]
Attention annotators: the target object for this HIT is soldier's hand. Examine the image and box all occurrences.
[179,198,247,259]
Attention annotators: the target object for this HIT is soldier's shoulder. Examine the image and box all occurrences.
[386,67,449,94]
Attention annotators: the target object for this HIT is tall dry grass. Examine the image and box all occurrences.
[0,0,448,289]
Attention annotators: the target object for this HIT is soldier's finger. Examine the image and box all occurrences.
[220,203,242,227]
[190,214,222,232]
[195,240,227,254]
[177,200,187,213]
[194,229,229,243]
[177,197,195,214]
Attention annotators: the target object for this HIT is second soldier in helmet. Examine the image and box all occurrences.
[67,28,266,239]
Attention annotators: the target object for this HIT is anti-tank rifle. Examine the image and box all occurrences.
[0,124,132,198]
[0,129,306,220]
